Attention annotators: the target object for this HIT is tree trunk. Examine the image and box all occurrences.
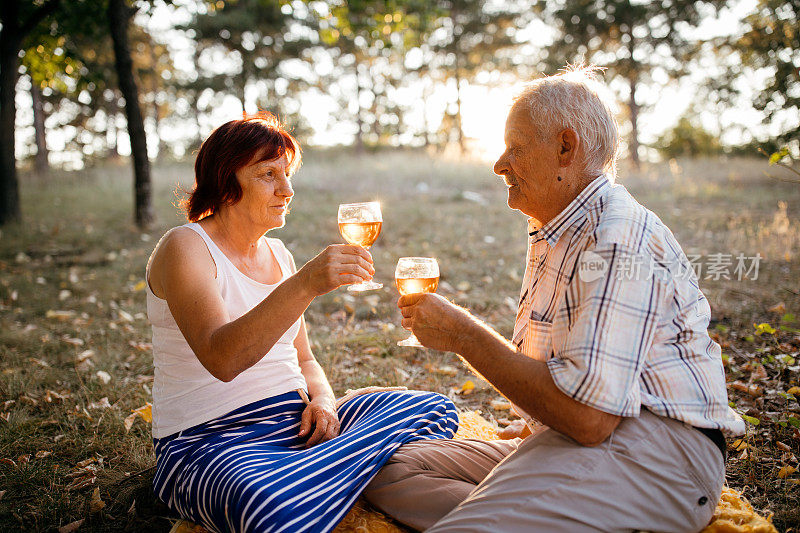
[191,46,204,147]
[626,25,641,170]
[148,43,163,160]
[422,81,433,148]
[454,62,465,154]
[107,93,121,160]
[0,23,22,225]
[628,75,640,169]
[354,62,365,154]
[107,0,153,229]
[238,71,248,115]
[0,0,58,225]
[31,79,50,175]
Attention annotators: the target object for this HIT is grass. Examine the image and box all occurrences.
[1,150,799,531]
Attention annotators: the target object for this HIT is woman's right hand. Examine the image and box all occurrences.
[298,245,375,296]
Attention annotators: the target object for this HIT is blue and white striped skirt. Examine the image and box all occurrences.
[153,389,458,533]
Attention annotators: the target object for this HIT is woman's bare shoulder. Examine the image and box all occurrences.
[151,226,209,261]
[148,226,216,296]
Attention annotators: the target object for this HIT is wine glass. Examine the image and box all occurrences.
[395,257,439,347]
[338,201,383,291]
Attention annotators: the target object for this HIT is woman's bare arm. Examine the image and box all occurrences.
[149,228,372,382]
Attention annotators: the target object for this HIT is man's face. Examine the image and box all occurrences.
[493,103,560,220]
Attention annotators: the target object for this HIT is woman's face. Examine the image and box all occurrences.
[233,150,294,231]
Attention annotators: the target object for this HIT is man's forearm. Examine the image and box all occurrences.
[454,317,620,446]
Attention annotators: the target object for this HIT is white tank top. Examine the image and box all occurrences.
[146,222,307,438]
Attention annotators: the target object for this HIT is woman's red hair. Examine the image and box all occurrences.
[186,112,301,222]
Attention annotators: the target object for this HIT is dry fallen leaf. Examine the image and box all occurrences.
[128,341,152,352]
[29,357,50,368]
[490,400,512,411]
[768,302,787,314]
[46,310,76,321]
[460,380,475,395]
[62,336,84,347]
[132,403,152,423]
[787,386,800,396]
[76,350,95,363]
[95,371,111,384]
[123,412,138,433]
[778,465,797,479]
[730,381,762,397]
[750,365,768,382]
[35,450,52,459]
[87,397,111,410]
[89,487,105,513]
[426,364,458,376]
[58,519,84,533]
[731,439,750,452]
[44,390,68,403]
[132,280,147,292]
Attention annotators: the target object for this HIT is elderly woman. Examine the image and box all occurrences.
[146,113,457,533]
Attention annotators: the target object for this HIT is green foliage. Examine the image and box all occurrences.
[753,322,777,336]
[732,0,800,147]
[741,414,761,426]
[542,0,727,160]
[654,115,723,158]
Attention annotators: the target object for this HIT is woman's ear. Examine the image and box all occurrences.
[557,129,579,168]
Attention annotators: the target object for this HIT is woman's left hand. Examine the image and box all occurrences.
[299,395,340,447]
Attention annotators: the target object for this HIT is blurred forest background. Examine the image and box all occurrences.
[2,1,800,532]
[1,0,799,227]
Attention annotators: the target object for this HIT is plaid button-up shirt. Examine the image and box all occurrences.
[512,174,745,435]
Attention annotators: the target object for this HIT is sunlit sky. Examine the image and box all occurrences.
[18,0,786,166]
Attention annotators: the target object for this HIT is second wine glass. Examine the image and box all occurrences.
[338,201,383,291]
[395,257,439,347]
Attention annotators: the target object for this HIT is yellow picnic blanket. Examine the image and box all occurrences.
[170,411,777,533]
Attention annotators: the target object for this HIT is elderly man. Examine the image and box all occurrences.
[363,67,744,532]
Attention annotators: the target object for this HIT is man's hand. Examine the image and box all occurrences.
[497,419,533,440]
[397,293,476,352]
[298,396,340,447]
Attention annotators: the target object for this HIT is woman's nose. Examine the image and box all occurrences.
[277,176,293,198]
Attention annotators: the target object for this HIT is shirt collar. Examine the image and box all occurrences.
[529,174,611,248]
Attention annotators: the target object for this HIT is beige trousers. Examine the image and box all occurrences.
[363,410,724,532]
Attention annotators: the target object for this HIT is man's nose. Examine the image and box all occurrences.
[494,152,510,176]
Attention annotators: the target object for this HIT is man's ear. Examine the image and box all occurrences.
[557,129,579,167]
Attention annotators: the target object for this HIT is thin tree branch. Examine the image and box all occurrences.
[759,147,800,183]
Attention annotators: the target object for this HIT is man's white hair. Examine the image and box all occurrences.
[515,65,620,177]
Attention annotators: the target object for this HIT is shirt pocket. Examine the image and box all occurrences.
[520,319,554,362]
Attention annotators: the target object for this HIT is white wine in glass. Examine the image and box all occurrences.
[338,201,383,291]
[395,257,439,347]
